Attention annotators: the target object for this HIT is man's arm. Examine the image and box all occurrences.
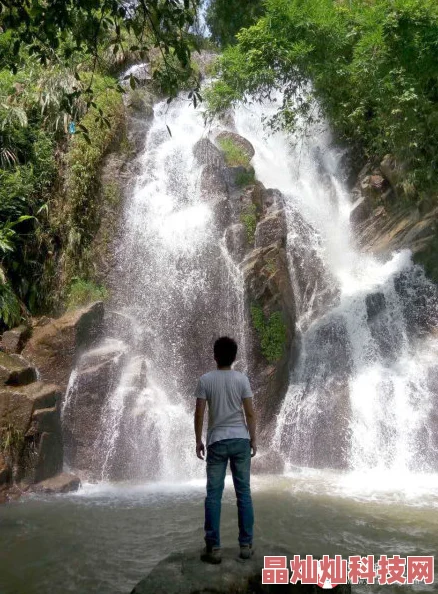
[194,397,206,460]
[243,398,257,457]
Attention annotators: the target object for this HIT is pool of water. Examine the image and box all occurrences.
[1,470,437,593]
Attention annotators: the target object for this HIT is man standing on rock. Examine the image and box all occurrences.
[194,336,257,564]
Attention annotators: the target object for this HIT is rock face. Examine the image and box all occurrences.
[62,339,127,476]
[0,304,102,501]
[0,325,31,354]
[241,189,295,435]
[0,382,63,485]
[350,162,438,265]
[131,547,351,594]
[0,352,37,386]
[208,132,296,443]
[22,301,104,391]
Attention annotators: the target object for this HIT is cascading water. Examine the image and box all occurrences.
[234,101,438,476]
[63,87,438,485]
[63,95,248,481]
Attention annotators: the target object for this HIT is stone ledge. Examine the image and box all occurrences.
[130,547,351,594]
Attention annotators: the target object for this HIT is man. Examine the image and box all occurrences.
[194,336,257,564]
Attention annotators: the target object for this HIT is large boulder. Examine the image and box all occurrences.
[131,547,351,594]
[31,472,81,494]
[0,325,31,354]
[193,138,225,169]
[254,209,287,249]
[215,131,255,161]
[380,154,405,192]
[224,224,247,264]
[22,302,104,391]
[62,339,128,476]
[0,382,63,484]
[242,241,296,433]
[0,381,60,435]
[0,352,37,386]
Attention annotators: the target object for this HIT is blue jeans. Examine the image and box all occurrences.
[204,438,254,548]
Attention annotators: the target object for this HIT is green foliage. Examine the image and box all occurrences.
[64,74,125,265]
[67,278,109,310]
[206,0,264,47]
[1,0,202,110]
[207,0,438,200]
[0,276,22,329]
[250,303,287,363]
[0,422,24,460]
[413,234,438,284]
[240,203,258,243]
[103,182,122,208]
[235,169,255,187]
[217,137,251,166]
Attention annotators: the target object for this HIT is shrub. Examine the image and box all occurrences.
[66,278,109,309]
[240,202,258,243]
[235,169,255,187]
[250,302,287,363]
[217,137,251,167]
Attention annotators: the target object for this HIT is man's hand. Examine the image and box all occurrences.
[250,440,257,457]
[196,441,205,460]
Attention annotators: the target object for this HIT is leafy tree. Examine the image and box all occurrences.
[1,0,202,109]
[205,0,264,47]
[207,0,438,200]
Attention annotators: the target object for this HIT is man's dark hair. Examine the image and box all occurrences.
[214,336,238,367]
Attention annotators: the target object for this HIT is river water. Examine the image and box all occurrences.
[1,93,438,592]
[1,471,438,593]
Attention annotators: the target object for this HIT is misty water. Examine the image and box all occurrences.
[1,93,438,593]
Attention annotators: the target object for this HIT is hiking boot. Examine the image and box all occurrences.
[239,544,254,560]
[200,546,222,564]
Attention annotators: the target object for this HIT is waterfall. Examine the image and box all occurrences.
[63,95,249,481]
[62,88,438,482]
[234,101,438,475]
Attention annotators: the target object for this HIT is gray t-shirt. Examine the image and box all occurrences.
[195,369,253,447]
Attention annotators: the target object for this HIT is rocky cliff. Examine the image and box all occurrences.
[0,302,103,502]
[194,129,297,446]
[350,156,438,282]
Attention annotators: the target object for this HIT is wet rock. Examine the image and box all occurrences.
[251,449,285,474]
[365,292,386,320]
[0,382,63,484]
[263,188,284,213]
[131,547,351,594]
[126,88,154,118]
[242,240,296,432]
[22,302,104,391]
[193,138,225,169]
[350,195,373,225]
[1,325,31,354]
[0,352,37,386]
[200,164,228,201]
[224,165,253,189]
[0,382,60,435]
[224,223,247,263]
[255,209,287,249]
[62,339,127,475]
[380,154,405,191]
[0,453,10,485]
[215,131,255,160]
[31,472,81,494]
